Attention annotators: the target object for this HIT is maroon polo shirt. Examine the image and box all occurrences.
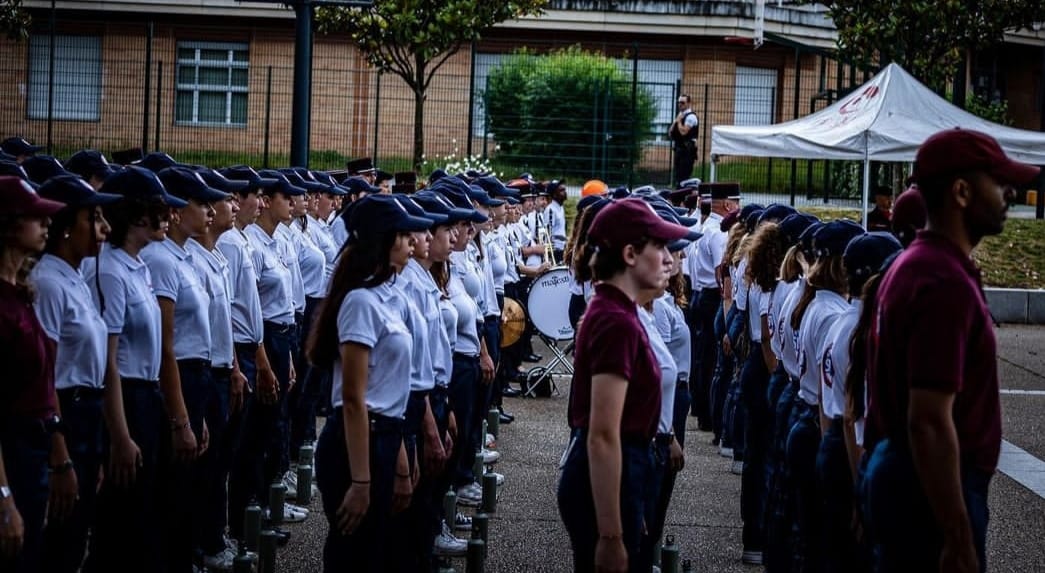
[0,279,56,421]
[866,231,1001,473]
[568,283,661,442]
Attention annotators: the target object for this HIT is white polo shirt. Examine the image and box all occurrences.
[245,224,296,326]
[398,260,439,392]
[797,289,849,406]
[287,220,327,300]
[773,278,805,379]
[276,224,306,313]
[87,245,162,381]
[639,305,677,435]
[692,212,726,289]
[654,292,691,381]
[447,270,481,357]
[477,235,501,317]
[32,254,108,389]
[488,228,508,294]
[821,299,860,422]
[546,199,567,250]
[330,279,413,418]
[302,214,340,290]
[141,238,212,362]
[216,227,264,345]
[186,240,235,369]
[330,215,349,251]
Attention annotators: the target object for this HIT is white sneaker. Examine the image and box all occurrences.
[742,550,763,565]
[202,547,236,572]
[485,433,496,448]
[433,521,468,556]
[719,446,733,458]
[282,503,308,523]
[480,448,500,464]
[454,512,473,532]
[455,484,482,507]
[730,460,744,475]
[285,502,310,516]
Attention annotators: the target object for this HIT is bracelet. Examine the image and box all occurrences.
[49,459,74,474]
[170,420,190,432]
[395,473,411,479]
[351,479,370,485]
[598,533,623,540]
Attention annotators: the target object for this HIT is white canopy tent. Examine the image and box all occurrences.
[710,62,1045,224]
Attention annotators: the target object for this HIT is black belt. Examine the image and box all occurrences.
[330,407,404,434]
[211,366,233,376]
[676,376,689,388]
[654,433,674,446]
[121,377,158,389]
[1,414,62,437]
[264,321,295,334]
[409,389,431,399]
[57,386,105,401]
[571,427,652,449]
[453,352,479,360]
[177,358,211,370]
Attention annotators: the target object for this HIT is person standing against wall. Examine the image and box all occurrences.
[669,94,700,185]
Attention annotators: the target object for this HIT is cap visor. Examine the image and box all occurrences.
[992,160,1040,186]
[398,214,435,233]
[161,193,189,208]
[469,211,489,224]
[420,211,449,225]
[28,196,67,216]
[647,219,693,243]
[445,208,477,223]
[667,239,690,253]
[486,198,505,207]
[83,192,123,206]
[676,214,700,227]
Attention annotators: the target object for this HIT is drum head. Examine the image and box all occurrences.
[500,297,526,348]
[526,267,575,340]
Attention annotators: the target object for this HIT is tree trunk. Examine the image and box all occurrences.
[412,53,427,171]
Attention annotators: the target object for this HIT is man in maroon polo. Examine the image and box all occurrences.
[864,129,1038,573]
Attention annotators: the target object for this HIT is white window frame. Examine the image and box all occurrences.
[27,35,102,121]
[734,66,778,126]
[175,41,249,127]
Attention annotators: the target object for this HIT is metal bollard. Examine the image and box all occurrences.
[661,534,680,573]
[481,419,488,445]
[232,545,256,573]
[653,544,662,567]
[295,462,313,505]
[268,483,286,526]
[472,452,484,482]
[443,489,457,526]
[298,443,315,465]
[466,537,485,573]
[486,409,500,439]
[258,530,278,573]
[682,559,694,572]
[481,473,497,514]
[436,557,456,573]
[244,498,262,552]
[472,512,490,559]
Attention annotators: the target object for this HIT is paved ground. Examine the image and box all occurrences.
[275,325,1045,572]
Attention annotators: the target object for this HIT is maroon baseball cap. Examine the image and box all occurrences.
[912,128,1040,186]
[0,175,65,217]
[588,198,692,250]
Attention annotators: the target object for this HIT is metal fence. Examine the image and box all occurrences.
[1,30,882,204]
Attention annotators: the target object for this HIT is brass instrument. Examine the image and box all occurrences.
[538,225,556,266]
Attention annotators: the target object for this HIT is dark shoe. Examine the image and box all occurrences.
[524,353,543,363]
[499,412,514,424]
[501,386,522,398]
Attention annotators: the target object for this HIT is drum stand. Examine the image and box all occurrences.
[523,335,574,398]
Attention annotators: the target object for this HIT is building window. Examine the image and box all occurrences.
[28,35,102,121]
[175,42,248,127]
[734,66,778,126]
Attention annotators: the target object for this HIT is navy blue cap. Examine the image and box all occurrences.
[649,199,700,229]
[610,186,631,199]
[39,174,122,208]
[0,150,14,162]
[798,221,824,258]
[738,203,765,223]
[411,191,479,225]
[101,166,188,208]
[158,167,231,203]
[22,155,72,185]
[279,168,328,194]
[757,204,797,225]
[220,165,279,192]
[646,201,702,249]
[138,152,178,173]
[577,194,605,213]
[430,182,489,224]
[812,220,865,258]
[779,213,819,246]
[843,231,903,281]
[394,194,449,226]
[744,209,765,233]
[64,150,118,181]
[346,194,433,243]
[195,168,250,194]
[310,171,349,196]
[1,137,43,156]
[428,169,449,184]
[476,176,520,201]
[256,170,307,196]
[466,184,505,208]
[341,176,381,198]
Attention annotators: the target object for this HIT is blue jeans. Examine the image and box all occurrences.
[816,419,868,573]
[862,439,991,573]
[84,380,166,573]
[0,420,51,573]
[315,409,402,573]
[42,389,105,573]
[785,400,822,573]
[740,342,770,552]
[449,353,480,488]
[557,429,653,573]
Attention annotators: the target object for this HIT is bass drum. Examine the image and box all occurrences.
[526,267,575,341]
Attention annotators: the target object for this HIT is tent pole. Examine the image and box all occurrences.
[710,157,717,183]
[861,154,871,228]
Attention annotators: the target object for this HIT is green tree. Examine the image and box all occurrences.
[818,1,1045,89]
[1,0,30,40]
[483,46,657,183]
[316,0,547,169]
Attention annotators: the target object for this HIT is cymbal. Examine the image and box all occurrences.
[500,297,526,348]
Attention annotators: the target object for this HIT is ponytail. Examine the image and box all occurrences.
[845,272,884,423]
[779,244,805,283]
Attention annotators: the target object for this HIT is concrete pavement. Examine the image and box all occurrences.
[274,324,1045,572]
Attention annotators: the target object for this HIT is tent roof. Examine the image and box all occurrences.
[711,63,1045,164]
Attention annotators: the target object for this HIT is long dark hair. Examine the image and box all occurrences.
[104,198,168,248]
[307,231,398,368]
[571,206,604,283]
[745,222,787,292]
[846,272,884,423]
[790,256,847,331]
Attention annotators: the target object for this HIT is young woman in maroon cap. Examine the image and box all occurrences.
[0,176,65,573]
[557,198,694,573]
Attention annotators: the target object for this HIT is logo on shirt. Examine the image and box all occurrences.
[822,343,834,388]
[798,349,806,377]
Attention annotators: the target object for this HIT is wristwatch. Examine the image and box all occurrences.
[0,485,11,501]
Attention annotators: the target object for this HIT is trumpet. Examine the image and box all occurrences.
[538,226,556,266]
